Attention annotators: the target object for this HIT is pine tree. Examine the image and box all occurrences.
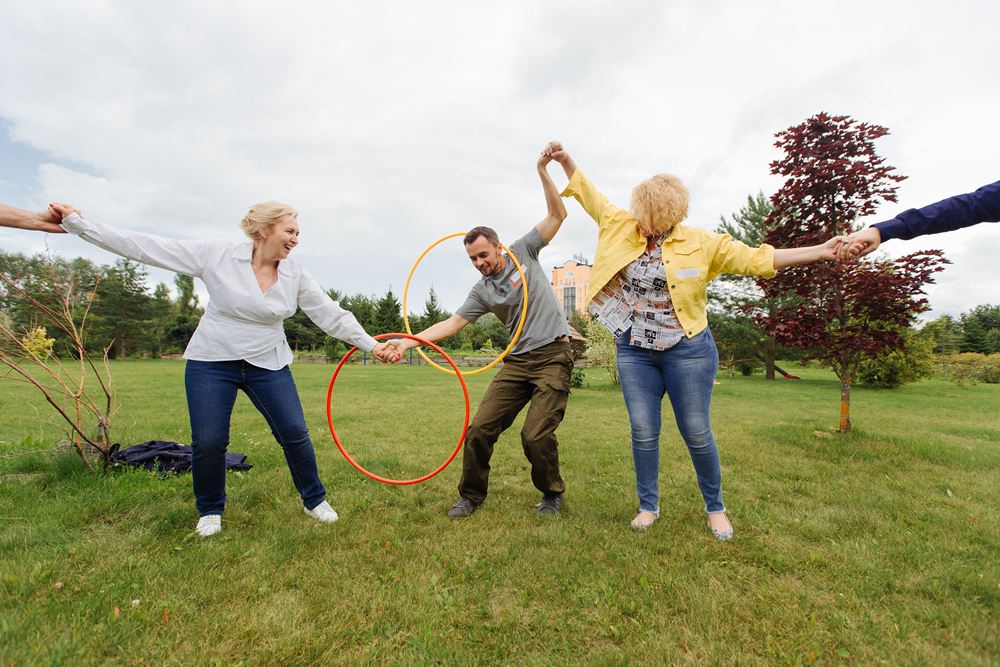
[162,274,204,353]
[965,304,1000,332]
[149,282,174,357]
[960,317,989,354]
[422,286,449,325]
[985,329,1000,355]
[91,259,159,359]
[374,288,404,336]
[713,191,790,379]
[921,315,961,354]
[175,274,201,318]
[343,294,377,333]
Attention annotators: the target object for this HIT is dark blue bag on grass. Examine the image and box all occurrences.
[109,440,252,474]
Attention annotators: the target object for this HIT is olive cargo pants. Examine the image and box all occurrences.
[459,340,573,505]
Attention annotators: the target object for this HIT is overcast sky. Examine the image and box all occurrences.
[1,1,997,321]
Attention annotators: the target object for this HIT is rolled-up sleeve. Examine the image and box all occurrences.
[708,234,776,280]
[561,169,632,230]
[296,272,378,352]
[61,213,211,278]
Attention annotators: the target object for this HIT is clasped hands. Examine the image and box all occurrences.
[48,202,81,222]
[538,140,566,168]
[371,342,402,363]
[817,228,883,263]
[377,335,425,362]
[833,227,881,262]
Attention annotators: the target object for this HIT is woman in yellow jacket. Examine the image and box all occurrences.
[547,142,841,538]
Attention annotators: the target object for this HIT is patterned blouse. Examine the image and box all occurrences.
[588,237,685,351]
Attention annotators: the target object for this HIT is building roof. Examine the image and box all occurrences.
[554,258,592,269]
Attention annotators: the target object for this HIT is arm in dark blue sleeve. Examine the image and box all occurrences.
[872,179,1000,242]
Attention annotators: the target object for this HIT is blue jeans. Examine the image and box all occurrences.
[616,328,724,514]
[184,360,326,517]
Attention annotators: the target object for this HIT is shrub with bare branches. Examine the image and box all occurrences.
[0,267,114,472]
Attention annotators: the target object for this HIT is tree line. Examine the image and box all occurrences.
[2,246,996,364]
[0,250,511,361]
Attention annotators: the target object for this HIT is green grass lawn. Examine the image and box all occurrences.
[1,360,997,665]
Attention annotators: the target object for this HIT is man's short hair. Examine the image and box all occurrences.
[464,226,500,247]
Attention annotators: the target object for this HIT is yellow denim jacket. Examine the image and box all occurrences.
[561,169,777,338]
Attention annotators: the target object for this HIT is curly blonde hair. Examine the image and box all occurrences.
[240,201,298,239]
[630,174,689,237]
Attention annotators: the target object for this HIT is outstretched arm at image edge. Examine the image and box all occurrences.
[0,204,66,233]
[873,179,1000,242]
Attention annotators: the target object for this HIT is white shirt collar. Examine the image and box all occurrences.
[232,241,294,276]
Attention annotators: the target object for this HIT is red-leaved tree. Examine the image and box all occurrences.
[759,113,949,431]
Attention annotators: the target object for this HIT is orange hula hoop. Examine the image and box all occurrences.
[325,333,470,485]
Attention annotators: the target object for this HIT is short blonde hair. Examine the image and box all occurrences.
[630,174,689,237]
[240,201,298,239]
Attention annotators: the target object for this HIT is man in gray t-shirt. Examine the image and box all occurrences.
[455,226,570,354]
[393,145,574,519]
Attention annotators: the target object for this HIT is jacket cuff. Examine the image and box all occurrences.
[560,168,583,198]
[760,244,778,279]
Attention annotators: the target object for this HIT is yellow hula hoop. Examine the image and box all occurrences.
[402,232,528,376]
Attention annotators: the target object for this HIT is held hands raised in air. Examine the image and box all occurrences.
[537,140,564,170]
[541,140,566,163]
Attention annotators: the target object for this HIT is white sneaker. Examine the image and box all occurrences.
[630,510,660,531]
[304,500,339,523]
[195,515,221,537]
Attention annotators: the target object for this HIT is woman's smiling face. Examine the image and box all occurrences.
[260,214,300,259]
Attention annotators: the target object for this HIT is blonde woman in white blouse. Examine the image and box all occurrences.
[44,201,399,537]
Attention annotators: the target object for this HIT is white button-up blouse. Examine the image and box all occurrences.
[61,213,378,370]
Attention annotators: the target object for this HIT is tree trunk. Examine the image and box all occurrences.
[838,378,852,432]
[764,339,776,380]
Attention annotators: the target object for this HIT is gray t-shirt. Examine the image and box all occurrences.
[457,228,570,355]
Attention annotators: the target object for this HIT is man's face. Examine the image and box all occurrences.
[466,236,505,277]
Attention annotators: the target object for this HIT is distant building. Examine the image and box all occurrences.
[550,254,592,319]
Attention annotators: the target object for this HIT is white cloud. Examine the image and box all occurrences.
[0,0,996,318]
